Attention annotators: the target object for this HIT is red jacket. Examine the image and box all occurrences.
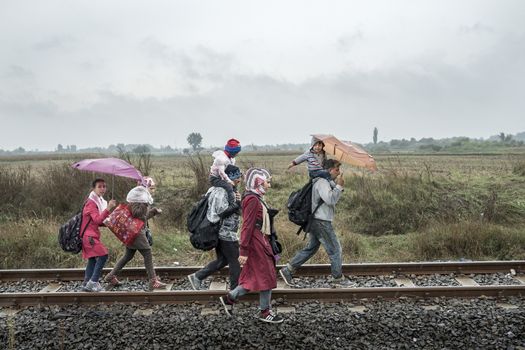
[238,194,277,291]
[81,200,110,259]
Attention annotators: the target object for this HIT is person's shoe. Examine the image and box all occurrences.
[258,309,284,324]
[331,275,355,287]
[219,295,235,317]
[104,275,122,287]
[187,273,202,290]
[150,277,167,290]
[81,280,90,292]
[85,280,104,292]
[279,267,294,287]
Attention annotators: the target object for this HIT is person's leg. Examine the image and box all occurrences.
[228,285,249,301]
[220,284,249,316]
[259,290,272,311]
[280,225,322,285]
[194,244,227,281]
[83,258,96,284]
[316,221,343,278]
[221,240,240,290]
[139,248,167,290]
[105,248,136,281]
[90,255,108,282]
[287,222,322,273]
[258,290,284,323]
[138,248,155,280]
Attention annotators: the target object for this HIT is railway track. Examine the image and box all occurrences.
[1,261,524,306]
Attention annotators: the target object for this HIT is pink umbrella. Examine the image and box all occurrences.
[71,158,143,181]
[71,158,143,198]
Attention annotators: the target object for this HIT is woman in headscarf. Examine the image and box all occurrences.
[104,176,167,290]
[81,178,117,292]
[219,168,284,324]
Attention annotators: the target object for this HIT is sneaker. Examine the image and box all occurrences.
[331,275,355,288]
[104,275,122,287]
[258,309,284,324]
[187,273,202,290]
[85,280,104,292]
[279,267,294,287]
[219,295,234,317]
[150,278,167,290]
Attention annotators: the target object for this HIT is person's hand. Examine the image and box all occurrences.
[108,199,117,211]
[287,163,295,170]
[238,256,248,266]
[234,192,241,202]
[336,172,345,187]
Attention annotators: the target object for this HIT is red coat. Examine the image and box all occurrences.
[81,200,110,259]
[238,194,277,291]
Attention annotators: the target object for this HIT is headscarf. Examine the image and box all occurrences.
[126,186,154,205]
[140,176,156,189]
[245,167,270,196]
[88,191,108,214]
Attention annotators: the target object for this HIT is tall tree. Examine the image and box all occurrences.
[187,132,203,151]
[373,127,378,144]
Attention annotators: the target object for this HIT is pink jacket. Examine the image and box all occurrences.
[81,200,110,259]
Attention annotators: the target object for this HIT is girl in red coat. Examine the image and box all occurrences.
[220,168,284,324]
[81,178,116,292]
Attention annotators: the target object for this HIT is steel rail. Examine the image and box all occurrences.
[1,285,525,307]
[1,261,523,281]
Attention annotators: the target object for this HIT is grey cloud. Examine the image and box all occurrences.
[459,22,495,35]
[337,30,364,52]
[3,65,34,80]
[33,36,77,51]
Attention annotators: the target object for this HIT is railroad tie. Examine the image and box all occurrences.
[454,276,479,286]
[394,278,416,287]
[38,283,62,293]
[208,281,227,290]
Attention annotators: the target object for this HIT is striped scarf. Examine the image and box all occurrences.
[245,168,270,196]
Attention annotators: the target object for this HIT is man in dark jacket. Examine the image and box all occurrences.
[188,165,242,290]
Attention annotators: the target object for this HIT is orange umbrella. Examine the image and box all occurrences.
[312,134,377,171]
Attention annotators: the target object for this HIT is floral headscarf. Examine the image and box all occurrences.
[245,168,270,196]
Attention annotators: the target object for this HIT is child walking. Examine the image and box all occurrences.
[288,139,331,180]
[210,138,241,204]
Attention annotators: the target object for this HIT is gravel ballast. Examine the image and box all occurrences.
[1,298,525,349]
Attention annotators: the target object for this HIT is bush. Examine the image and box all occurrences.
[413,221,525,260]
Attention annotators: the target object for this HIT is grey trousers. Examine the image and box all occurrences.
[107,247,155,280]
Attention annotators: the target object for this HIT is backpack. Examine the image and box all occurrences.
[186,193,220,251]
[287,179,323,235]
[58,203,91,254]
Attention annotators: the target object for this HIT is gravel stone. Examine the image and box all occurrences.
[472,273,521,286]
[412,274,460,287]
[0,280,49,293]
[1,298,525,349]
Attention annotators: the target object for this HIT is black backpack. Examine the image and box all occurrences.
[287,180,323,235]
[187,193,220,251]
[58,203,91,254]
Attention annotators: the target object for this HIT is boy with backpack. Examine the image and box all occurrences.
[281,159,352,287]
[210,138,241,205]
[288,139,331,180]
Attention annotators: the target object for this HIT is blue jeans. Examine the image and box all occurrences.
[228,286,272,311]
[309,169,331,181]
[84,255,108,283]
[287,219,343,278]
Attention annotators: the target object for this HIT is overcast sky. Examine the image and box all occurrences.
[1,0,524,150]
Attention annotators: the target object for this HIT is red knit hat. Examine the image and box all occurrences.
[226,138,241,148]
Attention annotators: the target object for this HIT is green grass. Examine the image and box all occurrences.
[1,152,525,269]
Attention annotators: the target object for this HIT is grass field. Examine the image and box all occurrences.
[1,152,525,269]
